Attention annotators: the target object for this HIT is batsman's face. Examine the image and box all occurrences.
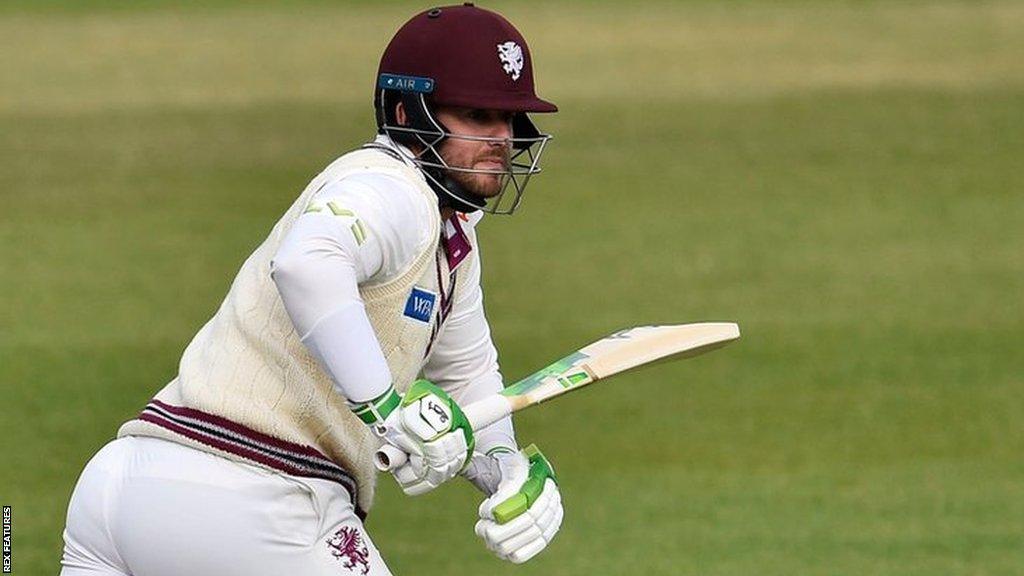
[434,106,513,198]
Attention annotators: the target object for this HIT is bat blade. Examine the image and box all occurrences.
[377,322,740,471]
[500,322,740,410]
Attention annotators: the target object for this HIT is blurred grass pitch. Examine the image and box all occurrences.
[1,1,1023,575]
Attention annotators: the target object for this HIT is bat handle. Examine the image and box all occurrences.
[373,395,515,473]
[463,394,514,431]
[374,444,407,471]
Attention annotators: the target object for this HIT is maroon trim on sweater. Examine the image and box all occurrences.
[149,399,330,458]
[134,400,367,520]
[425,242,458,358]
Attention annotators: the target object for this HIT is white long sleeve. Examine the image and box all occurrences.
[272,165,515,451]
[270,171,433,403]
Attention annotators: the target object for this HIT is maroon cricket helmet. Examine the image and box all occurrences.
[374,3,557,114]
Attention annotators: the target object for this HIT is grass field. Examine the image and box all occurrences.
[2,1,1023,575]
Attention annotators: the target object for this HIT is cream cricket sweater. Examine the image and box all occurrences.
[118,147,470,516]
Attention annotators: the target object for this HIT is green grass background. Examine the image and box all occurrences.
[2,1,1022,574]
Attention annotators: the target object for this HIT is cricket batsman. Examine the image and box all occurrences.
[60,4,562,574]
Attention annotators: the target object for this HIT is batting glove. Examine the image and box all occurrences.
[353,379,475,496]
[474,445,562,564]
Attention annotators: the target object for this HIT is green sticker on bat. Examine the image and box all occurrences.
[502,352,589,397]
[565,371,590,385]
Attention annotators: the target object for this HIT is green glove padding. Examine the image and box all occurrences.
[401,379,475,465]
[492,444,558,524]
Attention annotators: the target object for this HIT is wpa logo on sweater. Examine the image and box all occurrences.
[404,287,436,323]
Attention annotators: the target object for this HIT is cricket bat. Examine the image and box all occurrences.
[375,322,740,471]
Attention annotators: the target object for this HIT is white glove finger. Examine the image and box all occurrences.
[489,548,513,563]
[384,431,423,456]
[392,455,426,483]
[514,486,556,534]
[481,481,559,542]
[541,504,563,543]
[443,462,463,483]
[492,490,558,556]
[392,465,417,489]
[402,480,436,496]
[531,495,559,531]
[425,467,457,493]
[507,538,548,564]
[495,525,543,556]
[475,521,505,555]
[478,496,493,518]
[535,479,560,507]
[393,458,436,496]
[420,437,467,489]
[474,519,501,551]
[487,533,506,555]
[421,433,466,460]
[482,509,535,543]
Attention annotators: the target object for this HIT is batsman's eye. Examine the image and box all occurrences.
[465,109,512,126]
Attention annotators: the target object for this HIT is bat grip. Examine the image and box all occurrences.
[463,394,514,431]
[373,395,514,473]
[374,444,407,471]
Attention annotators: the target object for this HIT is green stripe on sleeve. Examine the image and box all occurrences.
[347,386,400,425]
[327,201,356,217]
[351,220,367,245]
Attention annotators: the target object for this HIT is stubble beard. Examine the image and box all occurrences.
[441,147,510,199]
[448,169,505,198]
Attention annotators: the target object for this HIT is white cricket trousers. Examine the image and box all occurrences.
[61,436,392,575]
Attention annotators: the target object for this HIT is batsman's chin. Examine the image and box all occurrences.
[468,177,504,199]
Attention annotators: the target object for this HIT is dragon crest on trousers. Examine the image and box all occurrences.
[327,526,371,574]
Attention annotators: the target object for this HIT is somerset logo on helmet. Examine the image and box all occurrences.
[373,4,558,215]
[497,41,524,81]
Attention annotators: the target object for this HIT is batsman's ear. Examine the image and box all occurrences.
[395,101,408,126]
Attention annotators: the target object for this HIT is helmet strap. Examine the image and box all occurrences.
[423,168,487,214]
